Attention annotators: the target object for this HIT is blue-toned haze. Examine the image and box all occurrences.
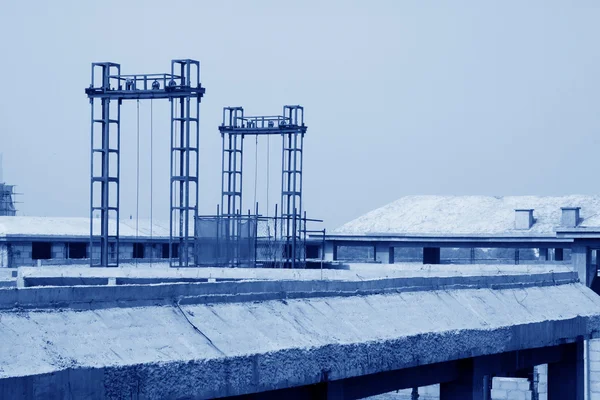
[0,1,598,230]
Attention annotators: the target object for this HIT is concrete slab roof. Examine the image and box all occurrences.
[0,216,274,240]
[0,216,172,239]
[335,195,600,237]
[0,271,599,398]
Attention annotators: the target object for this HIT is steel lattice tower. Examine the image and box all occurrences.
[218,105,307,268]
[86,59,205,268]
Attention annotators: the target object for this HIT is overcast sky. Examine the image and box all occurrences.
[1,1,599,230]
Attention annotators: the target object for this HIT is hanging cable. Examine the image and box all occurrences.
[253,135,258,210]
[150,99,154,265]
[136,100,140,238]
[136,100,140,266]
[266,135,270,217]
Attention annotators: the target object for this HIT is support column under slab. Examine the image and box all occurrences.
[375,243,394,264]
[440,359,486,400]
[548,342,584,400]
[572,245,596,287]
[423,247,441,264]
[539,248,549,262]
[324,241,337,261]
[555,248,564,261]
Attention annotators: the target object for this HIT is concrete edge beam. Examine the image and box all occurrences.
[0,319,593,399]
[3,272,579,311]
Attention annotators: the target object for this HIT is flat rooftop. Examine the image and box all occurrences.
[0,266,598,398]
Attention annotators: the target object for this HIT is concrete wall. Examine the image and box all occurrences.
[0,244,8,268]
[590,339,600,400]
[491,377,531,400]
[0,241,179,268]
[372,377,538,399]
[10,242,33,267]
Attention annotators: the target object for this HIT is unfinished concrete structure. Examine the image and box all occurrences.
[0,216,180,268]
[0,184,16,217]
[0,265,597,399]
[324,195,600,267]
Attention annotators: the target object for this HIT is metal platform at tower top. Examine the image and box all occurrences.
[218,106,308,268]
[86,59,205,268]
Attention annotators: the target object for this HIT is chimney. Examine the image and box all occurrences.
[515,209,534,230]
[561,207,581,228]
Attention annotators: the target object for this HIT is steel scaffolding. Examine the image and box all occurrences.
[218,105,307,268]
[85,59,205,268]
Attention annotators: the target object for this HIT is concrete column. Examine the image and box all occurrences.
[0,244,7,268]
[555,248,564,261]
[539,248,549,262]
[325,380,344,399]
[423,247,441,264]
[548,342,584,400]
[324,242,337,262]
[440,359,485,400]
[375,243,394,264]
[572,245,595,287]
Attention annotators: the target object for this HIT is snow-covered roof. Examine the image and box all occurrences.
[0,216,173,238]
[335,195,600,236]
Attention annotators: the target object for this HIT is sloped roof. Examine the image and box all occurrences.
[335,195,600,236]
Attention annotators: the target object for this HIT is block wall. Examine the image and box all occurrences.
[491,377,532,400]
[590,339,600,400]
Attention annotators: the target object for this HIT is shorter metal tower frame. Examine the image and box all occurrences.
[218,105,307,268]
[85,60,205,268]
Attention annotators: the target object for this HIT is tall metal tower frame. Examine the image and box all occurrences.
[85,59,205,268]
[218,105,307,268]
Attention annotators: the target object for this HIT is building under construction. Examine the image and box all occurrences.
[0,184,16,217]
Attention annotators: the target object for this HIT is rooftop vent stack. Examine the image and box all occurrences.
[561,207,581,228]
[515,209,534,230]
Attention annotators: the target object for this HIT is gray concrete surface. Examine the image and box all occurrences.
[0,268,598,399]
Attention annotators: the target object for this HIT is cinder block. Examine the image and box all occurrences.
[498,380,519,390]
[507,391,528,400]
[491,388,508,399]
[537,382,547,394]
[589,350,600,362]
[589,380,600,393]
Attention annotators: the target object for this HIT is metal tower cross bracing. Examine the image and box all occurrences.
[218,105,307,268]
[85,60,205,268]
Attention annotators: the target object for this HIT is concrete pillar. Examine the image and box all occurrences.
[548,342,584,400]
[562,245,594,400]
[423,247,441,264]
[572,245,595,287]
[440,359,485,400]
[539,248,549,262]
[411,387,419,399]
[324,242,337,262]
[375,243,394,264]
[0,244,7,268]
[555,248,564,261]
[325,380,344,399]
